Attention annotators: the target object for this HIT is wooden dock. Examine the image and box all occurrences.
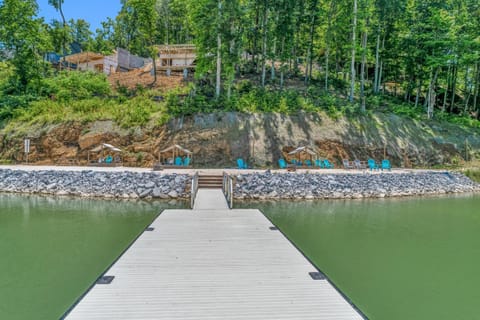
[64,190,363,319]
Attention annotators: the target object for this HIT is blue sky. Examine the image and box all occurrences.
[37,0,121,31]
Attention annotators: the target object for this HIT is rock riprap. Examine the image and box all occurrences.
[234,171,480,200]
[0,169,189,199]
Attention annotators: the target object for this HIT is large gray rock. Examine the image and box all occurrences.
[233,171,480,200]
[0,169,190,199]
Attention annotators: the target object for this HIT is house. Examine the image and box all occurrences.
[63,48,150,75]
[155,44,196,72]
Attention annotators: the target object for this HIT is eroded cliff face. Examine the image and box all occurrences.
[1,112,479,167]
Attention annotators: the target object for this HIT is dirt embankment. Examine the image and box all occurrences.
[1,112,479,167]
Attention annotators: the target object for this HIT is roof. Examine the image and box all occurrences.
[90,143,122,153]
[288,146,318,156]
[159,144,192,155]
[156,44,196,54]
[65,52,104,64]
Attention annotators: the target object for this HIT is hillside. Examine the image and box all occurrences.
[1,111,479,168]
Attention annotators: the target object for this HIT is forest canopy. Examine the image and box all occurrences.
[0,0,479,124]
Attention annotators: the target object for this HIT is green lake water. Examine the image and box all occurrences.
[0,194,185,320]
[239,194,480,320]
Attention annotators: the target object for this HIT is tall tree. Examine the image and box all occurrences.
[0,0,50,92]
[349,0,358,103]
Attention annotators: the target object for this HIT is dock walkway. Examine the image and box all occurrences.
[65,190,363,319]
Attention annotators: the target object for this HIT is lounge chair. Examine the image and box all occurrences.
[342,159,354,169]
[368,158,379,171]
[175,156,183,166]
[278,159,287,169]
[354,159,367,169]
[381,159,391,171]
[323,159,334,169]
[105,155,113,164]
[315,159,324,168]
[184,157,191,166]
[305,159,312,166]
[237,158,248,169]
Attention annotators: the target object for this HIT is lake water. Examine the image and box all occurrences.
[0,194,185,320]
[238,194,480,320]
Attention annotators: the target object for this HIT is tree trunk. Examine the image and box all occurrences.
[215,0,222,99]
[473,61,479,115]
[349,0,358,103]
[151,56,157,86]
[427,67,439,119]
[261,2,268,87]
[271,36,276,80]
[377,34,385,93]
[464,66,471,114]
[325,47,330,91]
[373,27,381,94]
[280,37,285,89]
[305,3,317,85]
[415,79,421,108]
[450,64,458,112]
[442,64,451,112]
[324,2,334,91]
[360,29,368,112]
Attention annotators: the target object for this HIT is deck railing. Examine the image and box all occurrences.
[190,172,199,209]
[222,172,234,209]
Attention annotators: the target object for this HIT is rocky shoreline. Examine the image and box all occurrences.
[0,169,478,201]
[234,171,480,200]
[0,169,190,199]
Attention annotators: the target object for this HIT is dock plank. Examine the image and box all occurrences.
[65,207,363,319]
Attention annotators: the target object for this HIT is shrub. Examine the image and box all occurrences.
[40,71,111,101]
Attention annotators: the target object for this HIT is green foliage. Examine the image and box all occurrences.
[39,71,111,102]
[463,169,480,183]
[113,95,160,128]
[8,94,167,129]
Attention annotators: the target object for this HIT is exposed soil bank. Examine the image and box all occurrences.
[1,112,479,167]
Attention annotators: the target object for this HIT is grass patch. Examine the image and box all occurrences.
[463,169,480,183]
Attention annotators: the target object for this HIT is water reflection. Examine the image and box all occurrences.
[0,193,186,320]
[238,194,480,320]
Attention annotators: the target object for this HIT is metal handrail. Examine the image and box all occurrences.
[222,172,234,209]
[190,171,199,209]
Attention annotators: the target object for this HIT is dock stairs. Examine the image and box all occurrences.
[198,174,223,189]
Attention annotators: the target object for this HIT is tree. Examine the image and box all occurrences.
[119,0,159,85]
[69,19,93,51]
[349,0,358,103]
[0,0,50,92]
[48,0,68,60]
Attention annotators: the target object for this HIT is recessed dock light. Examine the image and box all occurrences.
[309,272,326,280]
[97,275,115,284]
[145,227,155,231]
[269,226,279,231]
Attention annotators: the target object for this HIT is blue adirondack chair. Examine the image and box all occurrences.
[315,159,324,168]
[184,157,191,166]
[291,159,297,166]
[175,156,183,166]
[278,159,287,169]
[368,158,379,171]
[323,159,334,168]
[305,159,312,166]
[105,155,113,164]
[237,158,248,169]
[381,159,391,171]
